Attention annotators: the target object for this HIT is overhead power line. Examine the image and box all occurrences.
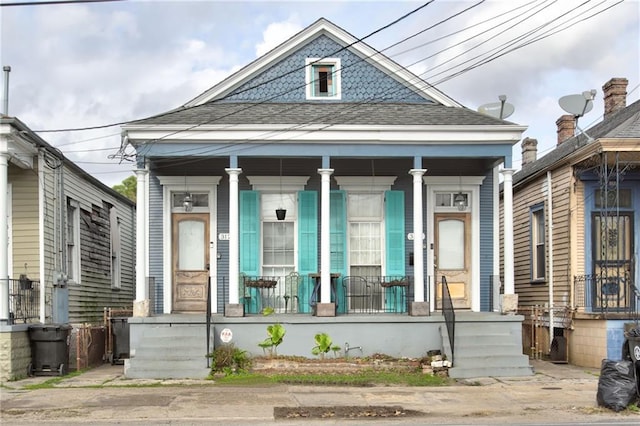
[0,0,123,6]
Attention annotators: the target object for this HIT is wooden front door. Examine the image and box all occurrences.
[434,213,471,309]
[172,213,209,312]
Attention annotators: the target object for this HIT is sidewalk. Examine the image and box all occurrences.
[0,360,634,425]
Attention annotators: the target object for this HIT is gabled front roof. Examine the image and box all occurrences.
[512,99,640,188]
[1,115,135,207]
[184,18,461,108]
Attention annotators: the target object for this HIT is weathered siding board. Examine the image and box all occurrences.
[8,165,39,279]
[574,179,586,276]
[509,163,575,309]
[69,201,134,324]
[40,163,57,291]
[549,166,573,306]
[512,173,547,307]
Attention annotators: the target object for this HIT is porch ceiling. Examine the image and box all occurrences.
[150,157,499,176]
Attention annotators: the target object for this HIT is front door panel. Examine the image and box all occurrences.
[434,213,471,309]
[172,213,209,312]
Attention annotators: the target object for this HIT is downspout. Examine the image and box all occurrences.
[547,171,555,348]
[38,150,46,323]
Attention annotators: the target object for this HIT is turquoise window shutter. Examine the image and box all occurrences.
[330,190,348,313]
[239,190,260,313]
[385,190,406,312]
[297,191,318,313]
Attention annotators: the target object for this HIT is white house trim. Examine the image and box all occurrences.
[424,176,485,312]
[123,124,527,145]
[305,58,342,100]
[157,176,222,314]
[334,176,396,192]
[247,176,309,192]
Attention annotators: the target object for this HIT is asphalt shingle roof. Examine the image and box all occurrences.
[131,102,512,127]
[513,99,640,187]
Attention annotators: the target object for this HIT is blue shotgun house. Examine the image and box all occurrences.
[121,18,532,379]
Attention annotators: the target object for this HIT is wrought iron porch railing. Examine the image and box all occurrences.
[6,277,43,324]
[573,273,638,315]
[224,274,422,315]
[441,276,455,365]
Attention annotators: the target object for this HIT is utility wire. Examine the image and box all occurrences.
[0,0,123,6]
[32,0,436,133]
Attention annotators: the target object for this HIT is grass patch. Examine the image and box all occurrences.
[212,369,448,387]
[22,370,84,390]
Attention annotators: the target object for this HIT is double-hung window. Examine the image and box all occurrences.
[110,206,121,289]
[306,58,341,100]
[261,193,296,279]
[530,204,545,282]
[67,200,81,284]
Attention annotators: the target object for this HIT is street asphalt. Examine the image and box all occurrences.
[1,359,639,425]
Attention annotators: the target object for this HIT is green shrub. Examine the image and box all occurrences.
[210,344,251,375]
[258,323,286,356]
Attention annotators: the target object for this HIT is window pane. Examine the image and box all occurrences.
[438,219,464,269]
[263,222,294,267]
[595,189,632,208]
[436,193,451,207]
[178,220,205,270]
[535,245,545,278]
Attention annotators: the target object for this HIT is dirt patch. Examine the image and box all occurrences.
[274,405,425,419]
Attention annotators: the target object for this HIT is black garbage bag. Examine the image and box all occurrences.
[596,359,638,412]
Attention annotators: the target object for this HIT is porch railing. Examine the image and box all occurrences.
[224,274,421,315]
[6,277,42,324]
[573,273,638,315]
[441,276,455,365]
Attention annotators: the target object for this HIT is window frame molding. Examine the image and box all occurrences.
[66,199,81,285]
[305,58,342,100]
[529,202,546,284]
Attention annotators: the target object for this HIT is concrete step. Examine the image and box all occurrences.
[453,344,524,357]
[449,365,534,379]
[124,359,210,379]
[453,353,531,367]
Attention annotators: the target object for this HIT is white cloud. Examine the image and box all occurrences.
[255,18,303,57]
[1,0,637,186]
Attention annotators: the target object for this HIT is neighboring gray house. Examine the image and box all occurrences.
[503,78,640,368]
[0,116,136,381]
[122,18,532,379]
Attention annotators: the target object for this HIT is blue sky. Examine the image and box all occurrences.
[1,0,638,186]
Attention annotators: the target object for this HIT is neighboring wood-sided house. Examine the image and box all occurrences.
[122,18,532,379]
[0,116,136,380]
[503,78,640,368]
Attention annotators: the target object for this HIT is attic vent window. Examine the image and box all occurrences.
[306,58,341,100]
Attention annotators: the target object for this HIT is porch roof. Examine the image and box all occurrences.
[512,99,640,188]
[128,102,512,127]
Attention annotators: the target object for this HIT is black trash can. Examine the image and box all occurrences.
[109,317,130,365]
[28,324,71,376]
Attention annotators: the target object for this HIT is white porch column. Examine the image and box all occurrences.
[133,168,149,317]
[318,168,334,314]
[501,168,518,313]
[409,169,429,316]
[226,168,242,311]
[0,152,8,322]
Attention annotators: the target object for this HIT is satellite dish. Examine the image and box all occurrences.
[558,90,596,117]
[478,95,515,119]
[558,89,597,142]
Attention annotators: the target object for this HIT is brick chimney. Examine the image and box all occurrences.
[521,137,538,166]
[556,114,576,145]
[603,77,628,119]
